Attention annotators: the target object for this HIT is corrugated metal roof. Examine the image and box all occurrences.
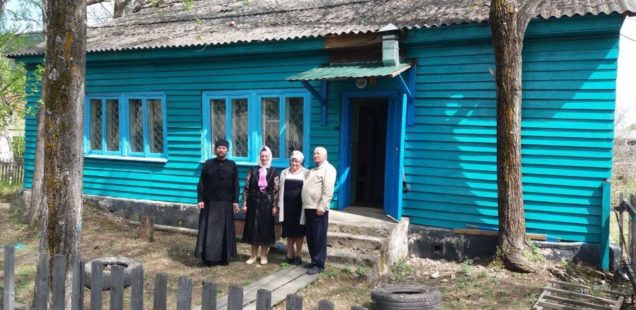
[11,0,636,56]
[287,62,411,81]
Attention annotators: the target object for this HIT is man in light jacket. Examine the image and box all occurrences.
[301,146,337,274]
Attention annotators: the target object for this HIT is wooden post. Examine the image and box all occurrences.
[227,286,244,310]
[90,261,103,310]
[318,300,335,310]
[110,265,125,310]
[201,282,217,310]
[286,294,303,310]
[3,246,15,310]
[176,276,192,310]
[153,273,168,310]
[139,216,155,242]
[256,289,272,310]
[52,254,66,310]
[71,257,83,310]
[35,254,49,310]
[131,266,144,310]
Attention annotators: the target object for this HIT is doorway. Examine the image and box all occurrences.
[350,98,388,208]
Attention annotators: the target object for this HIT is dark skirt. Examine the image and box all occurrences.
[243,190,276,245]
[194,200,237,264]
[282,179,305,238]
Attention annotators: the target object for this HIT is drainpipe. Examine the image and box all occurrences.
[379,23,400,66]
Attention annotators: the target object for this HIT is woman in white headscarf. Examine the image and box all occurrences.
[241,146,280,265]
[277,150,309,265]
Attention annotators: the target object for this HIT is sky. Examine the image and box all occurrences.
[617,16,636,131]
[2,0,114,31]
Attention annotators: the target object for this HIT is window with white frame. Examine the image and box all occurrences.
[202,90,310,164]
[85,94,167,159]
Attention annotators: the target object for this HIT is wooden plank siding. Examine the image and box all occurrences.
[402,14,623,242]
[22,42,330,205]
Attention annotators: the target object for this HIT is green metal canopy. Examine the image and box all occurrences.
[286,62,411,81]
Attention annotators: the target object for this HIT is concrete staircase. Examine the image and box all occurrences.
[274,207,410,279]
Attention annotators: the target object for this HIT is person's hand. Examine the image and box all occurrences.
[242,205,247,213]
[233,203,239,213]
[198,202,205,209]
[272,207,278,216]
[316,208,325,216]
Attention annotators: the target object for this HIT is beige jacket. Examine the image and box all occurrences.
[300,161,337,224]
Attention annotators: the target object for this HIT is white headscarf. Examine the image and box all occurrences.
[290,150,304,164]
[258,146,272,168]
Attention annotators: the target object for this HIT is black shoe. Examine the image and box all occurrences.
[307,266,324,275]
[293,256,303,266]
[303,262,314,268]
[284,257,294,264]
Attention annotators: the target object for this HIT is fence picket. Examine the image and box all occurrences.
[201,282,217,310]
[256,289,272,310]
[131,266,144,310]
[0,161,24,185]
[35,254,49,310]
[153,273,168,310]
[177,276,193,310]
[110,265,125,310]
[90,260,104,310]
[3,246,15,310]
[286,294,303,310]
[227,286,244,310]
[318,300,335,310]
[52,254,66,310]
[71,257,83,310]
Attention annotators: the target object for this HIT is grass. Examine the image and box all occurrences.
[0,181,22,201]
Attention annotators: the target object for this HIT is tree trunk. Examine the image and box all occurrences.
[28,104,46,227]
[489,0,539,273]
[39,0,86,307]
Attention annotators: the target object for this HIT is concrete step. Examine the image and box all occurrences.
[327,220,393,238]
[271,242,378,267]
[326,231,385,254]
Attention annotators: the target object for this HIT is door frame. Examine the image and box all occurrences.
[337,90,405,219]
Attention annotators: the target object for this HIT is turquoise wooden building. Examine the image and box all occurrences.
[12,0,635,269]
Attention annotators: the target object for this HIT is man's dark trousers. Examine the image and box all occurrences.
[305,209,328,269]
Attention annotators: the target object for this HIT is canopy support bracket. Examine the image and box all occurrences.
[301,80,329,126]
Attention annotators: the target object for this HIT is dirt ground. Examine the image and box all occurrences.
[1,201,635,309]
[0,202,281,308]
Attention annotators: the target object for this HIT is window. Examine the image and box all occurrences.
[202,90,310,165]
[85,94,167,159]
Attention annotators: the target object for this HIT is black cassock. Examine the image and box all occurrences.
[194,157,239,265]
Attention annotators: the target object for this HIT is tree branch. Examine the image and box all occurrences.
[517,0,544,32]
[87,0,111,6]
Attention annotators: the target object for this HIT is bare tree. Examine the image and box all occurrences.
[490,0,542,273]
[38,0,86,306]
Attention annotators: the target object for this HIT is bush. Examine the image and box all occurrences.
[11,136,25,163]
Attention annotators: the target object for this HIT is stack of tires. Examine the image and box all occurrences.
[371,285,442,310]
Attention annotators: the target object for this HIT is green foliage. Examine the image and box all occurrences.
[11,136,24,163]
[0,55,27,130]
[1,2,44,133]
[390,260,414,282]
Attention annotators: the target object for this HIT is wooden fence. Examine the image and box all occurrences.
[0,160,23,185]
[613,193,636,292]
[2,246,368,310]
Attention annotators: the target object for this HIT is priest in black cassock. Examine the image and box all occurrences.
[194,139,240,266]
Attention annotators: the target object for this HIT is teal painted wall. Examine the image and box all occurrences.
[402,14,622,242]
[22,40,329,204]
